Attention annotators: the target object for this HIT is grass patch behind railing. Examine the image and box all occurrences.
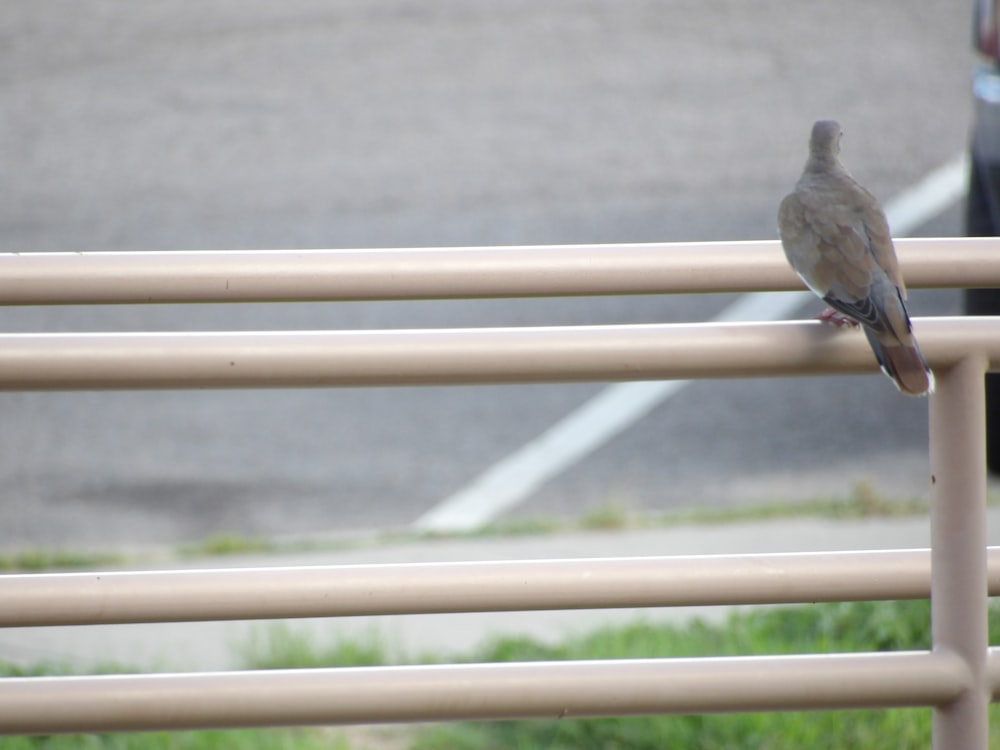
[5,599,1000,748]
[235,622,399,670]
[177,533,277,558]
[658,484,931,528]
[0,548,125,572]
[418,481,949,543]
[411,599,1000,750]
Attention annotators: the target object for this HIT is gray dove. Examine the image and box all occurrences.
[778,119,934,396]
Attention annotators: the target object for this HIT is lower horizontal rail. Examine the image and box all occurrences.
[4,548,1000,627]
[0,651,968,735]
[1,318,998,390]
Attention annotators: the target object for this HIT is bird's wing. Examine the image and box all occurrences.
[857,183,907,297]
[778,188,875,310]
[779,185,913,335]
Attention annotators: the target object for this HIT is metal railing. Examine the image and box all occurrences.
[1,238,999,747]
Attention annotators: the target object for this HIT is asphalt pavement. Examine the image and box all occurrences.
[0,2,981,549]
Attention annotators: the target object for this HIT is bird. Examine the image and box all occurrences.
[777,119,934,396]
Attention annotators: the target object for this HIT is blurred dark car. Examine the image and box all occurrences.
[967,0,1000,472]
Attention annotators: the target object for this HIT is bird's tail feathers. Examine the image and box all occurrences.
[864,329,935,397]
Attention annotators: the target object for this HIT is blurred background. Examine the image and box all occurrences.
[0,1,976,550]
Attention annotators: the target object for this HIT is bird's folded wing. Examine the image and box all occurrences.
[778,191,874,304]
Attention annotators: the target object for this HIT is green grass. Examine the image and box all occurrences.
[0,548,125,572]
[237,600,1000,750]
[411,600,1000,750]
[177,533,278,558]
[5,600,1000,748]
[579,497,633,530]
[236,623,399,670]
[411,481,942,546]
[657,480,931,527]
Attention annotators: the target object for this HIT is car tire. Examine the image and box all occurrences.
[963,153,1000,474]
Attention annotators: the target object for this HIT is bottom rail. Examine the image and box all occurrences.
[0,651,969,735]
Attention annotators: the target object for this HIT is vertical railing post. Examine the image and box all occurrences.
[930,355,990,750]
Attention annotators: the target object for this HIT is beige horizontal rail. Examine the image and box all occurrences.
[0,651,969,735]
[0,238,998,305]
[6,547,999,627]
[1,317,999,390]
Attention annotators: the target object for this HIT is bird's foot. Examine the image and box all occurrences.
[816,307,860,328]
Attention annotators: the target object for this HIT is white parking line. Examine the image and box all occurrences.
[413,154,970,532]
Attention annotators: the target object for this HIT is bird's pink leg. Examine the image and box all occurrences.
[817,307,860,328]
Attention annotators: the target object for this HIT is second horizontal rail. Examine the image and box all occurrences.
[1,317,998,390]
[4,548,1000,627]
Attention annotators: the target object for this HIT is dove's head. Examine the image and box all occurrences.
[808,120,842,162]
